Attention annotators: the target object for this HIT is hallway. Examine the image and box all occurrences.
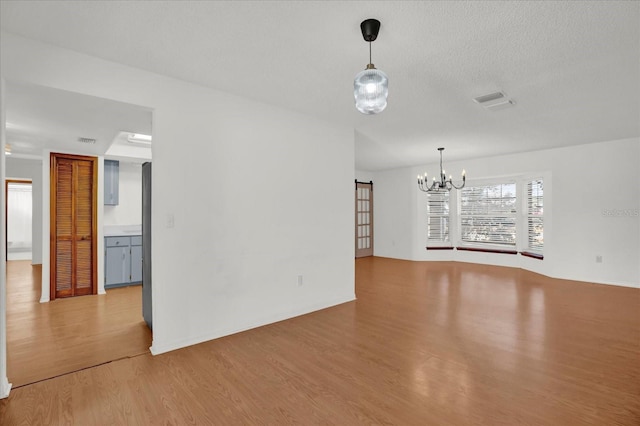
[6,260,151,387]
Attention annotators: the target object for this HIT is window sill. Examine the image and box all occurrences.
[456,247,518,255]
[520,251,544,260]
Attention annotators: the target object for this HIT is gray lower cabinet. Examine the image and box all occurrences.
[105,235,142,288]
[130,237,143,283]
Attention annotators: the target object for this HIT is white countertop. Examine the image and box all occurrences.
[104,224,142,237]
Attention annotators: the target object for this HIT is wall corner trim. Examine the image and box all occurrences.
[0,376,11,399]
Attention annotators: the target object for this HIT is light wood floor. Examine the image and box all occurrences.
[5,260,151,387]
[1,257,639,425]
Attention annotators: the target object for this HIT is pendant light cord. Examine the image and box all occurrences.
[369,41,372,65]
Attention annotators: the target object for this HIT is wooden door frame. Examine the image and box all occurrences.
[50,153,98,300]
[5,179,32,261]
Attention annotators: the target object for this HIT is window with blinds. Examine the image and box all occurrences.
[427,191,450,246]
[459,182,517,247]
[526,179,544,254]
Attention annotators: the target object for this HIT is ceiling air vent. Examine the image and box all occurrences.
[472,91,515,111]
[473,91,505,104]
[78,137,97,144]
[485,99,516,110]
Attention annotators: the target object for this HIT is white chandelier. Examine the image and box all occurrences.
[354,19,388,115]
[417,148,466,192]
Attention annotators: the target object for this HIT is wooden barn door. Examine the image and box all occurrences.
[355,180,374,258]
[50,153,98,299]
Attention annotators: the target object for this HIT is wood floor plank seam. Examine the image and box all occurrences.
[11,351,152,390]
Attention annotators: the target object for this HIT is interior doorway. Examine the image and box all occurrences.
[5,180,33,261]
[355,180,374,258]
[3,81,154,390]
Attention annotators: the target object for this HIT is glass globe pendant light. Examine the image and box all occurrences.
[354,19,389,115]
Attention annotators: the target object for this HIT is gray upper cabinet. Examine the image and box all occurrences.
[104,159,119,205]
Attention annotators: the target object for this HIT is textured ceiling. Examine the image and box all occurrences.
[1,1,639,170]
[4,81,152,160]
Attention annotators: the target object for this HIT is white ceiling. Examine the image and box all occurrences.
[1,1,638,170]
[4,80,152,161]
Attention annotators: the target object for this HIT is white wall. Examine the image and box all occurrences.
[103,161,142,226]
[355,170,375,183]
[5,157,43,264]
[0,78,12,398]
[0,30,355,371]
[373,138,640,288]
[373,169,418,261]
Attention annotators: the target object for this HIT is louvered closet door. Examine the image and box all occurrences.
[55,159,74,297]
[51,154,97,299]
[74,159,94,295]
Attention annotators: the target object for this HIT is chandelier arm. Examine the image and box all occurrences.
[417,148,467,192]
[418,180,433,192]
[450,180,466,190]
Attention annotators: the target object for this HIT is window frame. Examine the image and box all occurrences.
[523,177,544,257]
[457,180,518,251]
[426,190,452,248]
[423,174,546,258]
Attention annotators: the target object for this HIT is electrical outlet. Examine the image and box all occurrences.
[596,255,603,263]
[297,275,303,286]
[166,214,175,228]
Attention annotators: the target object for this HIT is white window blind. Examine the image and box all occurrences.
[7,182,33,252]
[460,183,517,247]
[526,179,544,253]
[427,191,450,246]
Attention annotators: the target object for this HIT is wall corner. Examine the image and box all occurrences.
[0,376,11,399]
